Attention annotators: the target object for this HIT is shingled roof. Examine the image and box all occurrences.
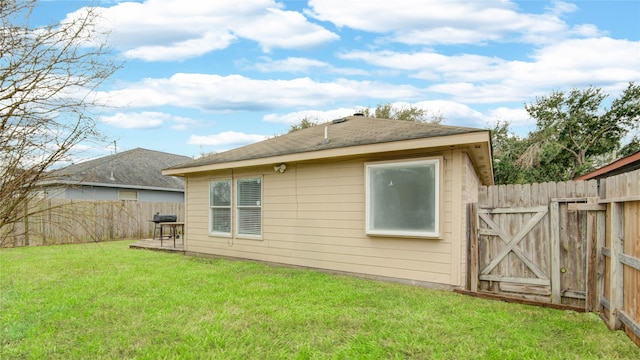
[47,148,192,191]
[574,150,640,181]
[168,116,486,171]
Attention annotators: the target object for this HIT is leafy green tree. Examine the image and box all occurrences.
[288,103,444,134]
[358,103,444,123]
[520,83,640,181]
[489,120,530,184]
[287,117,317,133]
[619,135,640,157]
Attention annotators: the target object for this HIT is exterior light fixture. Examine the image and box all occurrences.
[274,164,287,173]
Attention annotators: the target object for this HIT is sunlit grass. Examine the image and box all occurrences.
[1,241,638,359]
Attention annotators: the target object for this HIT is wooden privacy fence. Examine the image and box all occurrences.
[6,199,184,247]
[468,169,640,346]
[470,179,599,308]
[599,170,640,345]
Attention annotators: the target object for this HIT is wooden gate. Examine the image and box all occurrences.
[469,181,600,309]
[465,174,640,345]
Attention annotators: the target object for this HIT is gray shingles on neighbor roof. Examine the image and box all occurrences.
[49,148,192,190]
[168,116,486,170]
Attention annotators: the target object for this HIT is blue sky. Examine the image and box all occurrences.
[34,0,640,161]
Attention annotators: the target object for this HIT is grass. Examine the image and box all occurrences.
[1,241,638,359]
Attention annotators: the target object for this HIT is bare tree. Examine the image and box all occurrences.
[1,0,118,246]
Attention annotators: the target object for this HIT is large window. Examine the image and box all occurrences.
[366,159,439,237]
[236,177,262,237]
[210,180,231,235]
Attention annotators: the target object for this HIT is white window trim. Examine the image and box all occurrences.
[365,158,441,238]
[235,176,263,240]
[209,179,232,237]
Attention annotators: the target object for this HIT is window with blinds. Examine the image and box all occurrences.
[210,180,231,235]
[236,177,262,237]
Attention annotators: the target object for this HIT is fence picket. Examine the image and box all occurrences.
[4,199,184,247]
[476,179,598,308]
[474,170,639,346]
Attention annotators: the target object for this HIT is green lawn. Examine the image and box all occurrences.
[1,241,638,359]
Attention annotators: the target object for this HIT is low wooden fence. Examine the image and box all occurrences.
[5,199,184,247]
[468,169,640,346]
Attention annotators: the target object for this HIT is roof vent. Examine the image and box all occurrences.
[332,117,348,124]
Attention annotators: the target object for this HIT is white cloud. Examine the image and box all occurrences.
[264,101,485,126]
[263,108,356,124]
[306,0,585,45]
[170,116,201,131]
[100,111,200,130]
[339,37,640,103]
[570,24,602,38]
[100,111,167,129]
[527,37,639,81]
[187,131,266,147]
[545,1,578,17]
[485,107,532,127]
[251,57,369,75]
[412,101,535,134]
[95,74,424,111]
[338,50,509,82]
[263,101,537,136]
[232,8,339,52]
[252,57,331,73]
[66,0,338,61]
[122,31,237,62]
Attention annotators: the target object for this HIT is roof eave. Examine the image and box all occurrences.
[38,180,184,192]
[164,131,494,184]
[574,151,640,181]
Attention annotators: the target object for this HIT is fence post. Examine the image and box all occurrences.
[23,201,30,246]
[549,201,561,304]
[608,202,624,330]
[596,209,606,314]
[469,203,478,292]
[585,211,596,312]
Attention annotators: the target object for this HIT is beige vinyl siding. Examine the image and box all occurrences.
[184,153,465,287]
[443,150,461,285]
[458,152,481,286]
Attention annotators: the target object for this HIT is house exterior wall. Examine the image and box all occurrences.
[458,151,481,286]
[44,185,184,203]
[183,150,474,288]
[138,189,184,203]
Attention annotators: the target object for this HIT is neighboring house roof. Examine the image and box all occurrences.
[574,151,640,181]
[164,115,494,185]
[43,148,192,191]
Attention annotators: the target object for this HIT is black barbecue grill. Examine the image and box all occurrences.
[152,213,182,247]
[153,213,177,223]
